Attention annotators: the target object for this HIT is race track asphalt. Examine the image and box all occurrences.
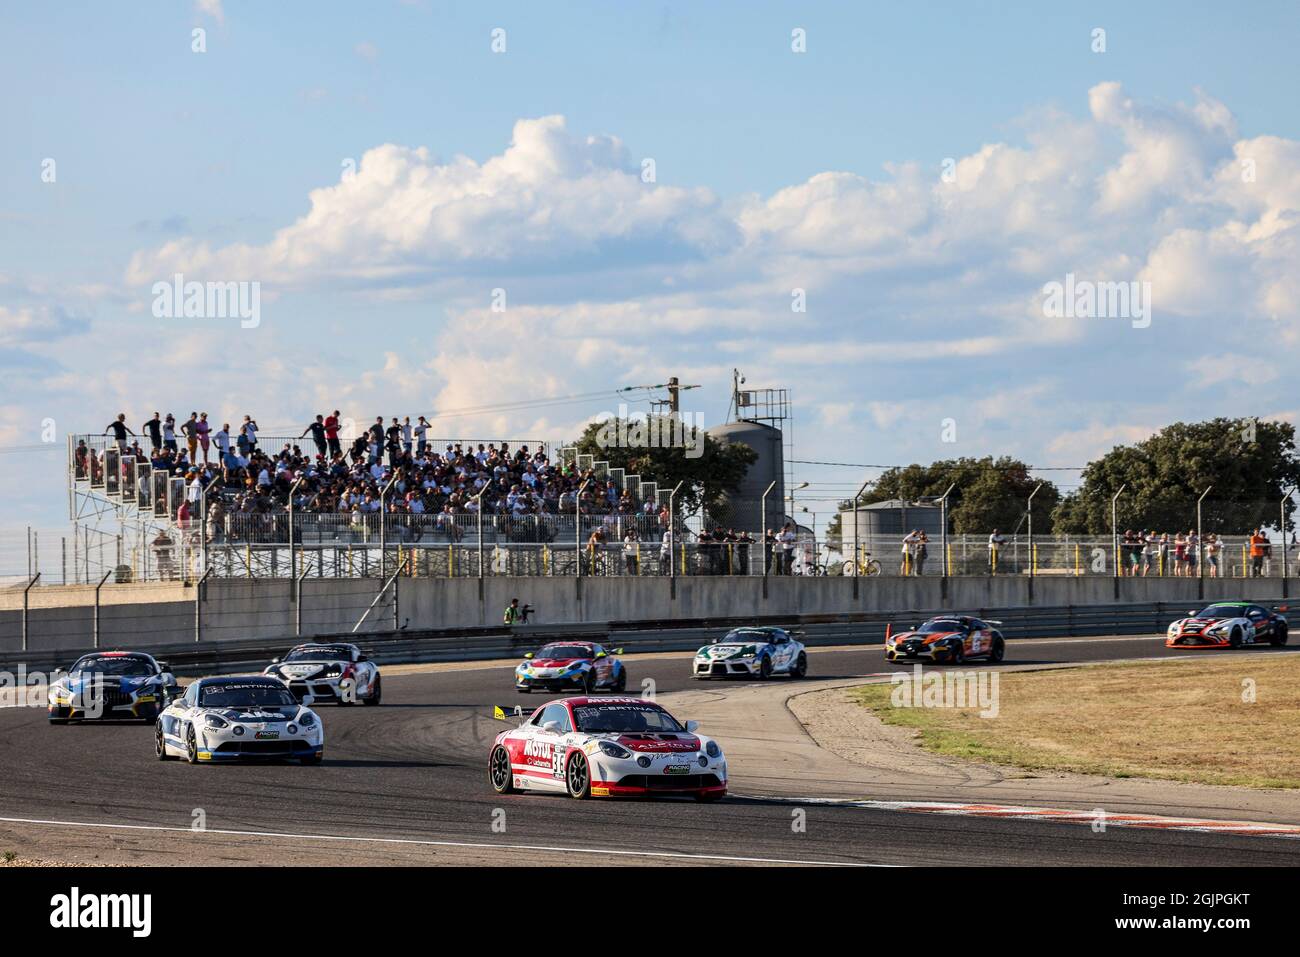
[3,635,1299,866]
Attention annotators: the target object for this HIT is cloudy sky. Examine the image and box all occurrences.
[3,1,1300,563]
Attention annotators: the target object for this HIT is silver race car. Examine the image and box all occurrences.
[156,676,324,764]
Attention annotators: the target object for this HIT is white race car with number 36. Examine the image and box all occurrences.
[488,697,727,801]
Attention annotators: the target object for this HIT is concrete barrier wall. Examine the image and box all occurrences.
[0,573,1291,653]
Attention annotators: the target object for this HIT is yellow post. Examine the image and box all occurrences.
[1241,544,1247,579]
[945,543,951,576]
[347,545,353,576]
[245,544,252,575]
[448,544,454,577]
[1074,543,1080,576]
[1032,543,1037,575]
[542,544,549,575]
[680,543,686,575]
[636,541,641,576]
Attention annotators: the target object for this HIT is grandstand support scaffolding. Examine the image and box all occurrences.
[352,555,409,634]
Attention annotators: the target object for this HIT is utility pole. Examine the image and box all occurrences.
[668,377,680,414]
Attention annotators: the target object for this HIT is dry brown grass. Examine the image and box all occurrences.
[854,655,1300,789]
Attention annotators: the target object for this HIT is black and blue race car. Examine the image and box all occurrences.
[47,651,179,724]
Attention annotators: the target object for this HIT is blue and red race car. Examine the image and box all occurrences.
[514,641,627,693]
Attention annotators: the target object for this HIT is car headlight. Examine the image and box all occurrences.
[598,741,632,759]
[300,712,316,727]
[739,645,757,658]
[706,741,722,758]
[204,714,229,729]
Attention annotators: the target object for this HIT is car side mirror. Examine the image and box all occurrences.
[542,720,561,733]
[156,661,171,673]
[524,652,535,660]
[595,651,606,659]
[612,647,624,655]
[272,657,280,664]
[684,720,700,733]
[301,695,315,706]
[1187,611,1197,617]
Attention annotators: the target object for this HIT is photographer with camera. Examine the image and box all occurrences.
[504,597,534,625]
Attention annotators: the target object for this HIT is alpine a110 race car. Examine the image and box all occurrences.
[488,696,726,800]
[1165,601,1289,649]
[156,676,324,764]
[884,616,1006,664]
[692,626,807,679]
[47,651,179,724]
[515,641,626,693]
[263,642,381,705]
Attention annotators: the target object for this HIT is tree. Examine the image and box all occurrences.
[831,456,1060,538]
[571,414,756,516]
[1051,418,1300,535]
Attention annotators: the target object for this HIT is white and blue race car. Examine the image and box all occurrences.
[156,676,323,764]
[692,626,808,680]
[48,651,178,724]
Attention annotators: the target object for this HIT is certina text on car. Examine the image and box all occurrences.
[48,651,179,724]
[489,697,726,800]
[263,642,381,705]
[156,676,324,764]
[515,641,627,693]
[692,626,807,679]
[884,616,1006,664]
[1166,602,1288,649]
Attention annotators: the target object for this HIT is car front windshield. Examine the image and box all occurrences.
[724,630,770,643]
[537,644,592,659]
[199,683,297,708]
[918,620,964,634]
[1196,605,1247,619]
[71,656,153,677]
[572,703,685,733]
[285,646,350,662]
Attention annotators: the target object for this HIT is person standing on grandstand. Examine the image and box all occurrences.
[660,525,675,574]
[778,522,797,575]
[622,528,639,575]
[414,416,429,456]
[988,529,1005,574]
[368,417,384,463]
[180,413,198,460]
[143,412,162,452]
[242,415,259,451]
[401,416,413,455]
[196,412,212,465]
[162,413,178,453]
[324,410,342,457]
[300,414,327,459]
[385,417,403,466]
[104,413,135,451]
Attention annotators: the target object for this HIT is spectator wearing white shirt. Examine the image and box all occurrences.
[623,529,639,575]
[988,529,1006,574]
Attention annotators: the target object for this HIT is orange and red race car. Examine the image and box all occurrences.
[1165,601,1289,649]
[884,615,1005,664]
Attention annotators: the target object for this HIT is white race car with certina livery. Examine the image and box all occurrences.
[692,626,808,679]
[488,697,727,800]
[263,642,381,705]
[156,676,323,764]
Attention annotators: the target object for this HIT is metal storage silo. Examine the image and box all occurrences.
[706,420,785,534]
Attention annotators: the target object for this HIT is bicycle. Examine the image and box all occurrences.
[841,551,882,577]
